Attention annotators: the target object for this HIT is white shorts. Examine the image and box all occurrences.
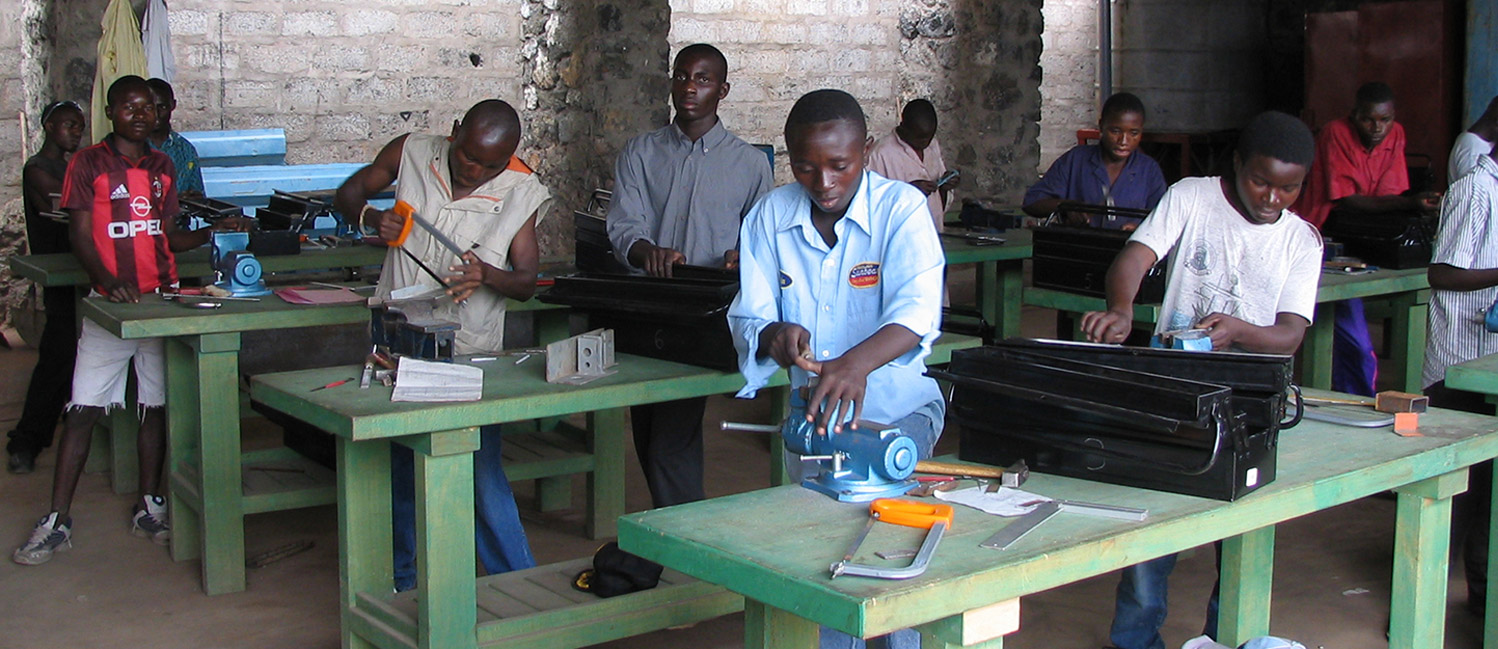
[69,318,166,409]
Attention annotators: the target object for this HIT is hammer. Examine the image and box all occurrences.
[915,459,1029,488]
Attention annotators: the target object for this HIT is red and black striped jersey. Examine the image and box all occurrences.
[60,135,180,295]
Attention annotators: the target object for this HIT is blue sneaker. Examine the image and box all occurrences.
[13,512,72,565]
[130,495,170,545]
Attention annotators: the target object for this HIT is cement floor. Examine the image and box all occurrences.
[0,270,1488,648]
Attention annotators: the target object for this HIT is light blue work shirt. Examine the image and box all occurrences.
[728,170,945,426]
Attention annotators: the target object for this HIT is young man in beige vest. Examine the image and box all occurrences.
[335,99,551,591]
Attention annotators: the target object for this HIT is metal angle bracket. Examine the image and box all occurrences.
[546,328,618,385]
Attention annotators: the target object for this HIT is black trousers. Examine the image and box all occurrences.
[629,396,707,509]
[1426,380,1493,601]
[7,287,78,457]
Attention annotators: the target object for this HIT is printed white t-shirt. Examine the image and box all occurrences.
[1129,176,1323,337]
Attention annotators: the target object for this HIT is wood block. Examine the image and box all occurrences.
[1393,412,1421,436]
[1376,391,1429,414]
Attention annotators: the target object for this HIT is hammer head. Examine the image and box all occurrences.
[1000,459,1030,488]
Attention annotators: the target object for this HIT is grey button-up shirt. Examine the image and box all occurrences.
[606,120,774,270]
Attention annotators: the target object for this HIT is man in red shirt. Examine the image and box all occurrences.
[13,76,241,566]
[1291,82,1440,396]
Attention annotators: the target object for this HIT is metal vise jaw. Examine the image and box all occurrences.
[210,231,272,297]
[369,296,459,362]
[780,390,920,503]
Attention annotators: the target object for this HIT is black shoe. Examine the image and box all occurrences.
[7,450,35,474]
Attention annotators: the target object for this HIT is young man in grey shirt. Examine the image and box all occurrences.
[606,43,772,509]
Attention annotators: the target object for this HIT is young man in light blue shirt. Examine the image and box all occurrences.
[727,88,945,649]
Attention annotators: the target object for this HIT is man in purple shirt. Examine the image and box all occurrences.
[1024,92,1168,229]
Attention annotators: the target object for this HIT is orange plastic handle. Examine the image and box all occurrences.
[388,200,416,247]
[870,499,954,531]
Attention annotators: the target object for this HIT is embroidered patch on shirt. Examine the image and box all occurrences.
[848,262,880,289]
[779,270,793,288]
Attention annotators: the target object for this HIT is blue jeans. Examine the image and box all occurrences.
[392,424,536,592]
[1332,299,1378,396]
[812,401,943,649]
[1110,547,1221,649]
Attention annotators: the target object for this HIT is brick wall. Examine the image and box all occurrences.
[163,0,526,165]
[1,0,52,336]
[668,0,1041,204]
[1038,0,1097,171]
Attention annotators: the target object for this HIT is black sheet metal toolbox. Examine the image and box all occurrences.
[539,269,740,371]
[934,339,1301,501]
[1032,221,1168,303]
[1320,210,1434,269]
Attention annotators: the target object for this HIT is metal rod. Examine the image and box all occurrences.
[720,421,781,433]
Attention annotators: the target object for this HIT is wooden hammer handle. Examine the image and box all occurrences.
[915,460,1008,479]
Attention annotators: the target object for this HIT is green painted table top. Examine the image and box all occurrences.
[9,245,388,287]
[619,396,1498,638]
[82,287,558,340]
[1444,354,1498,395]
[940,228,1031,264]
[250,333,980,443]
[1025,266,1429,316]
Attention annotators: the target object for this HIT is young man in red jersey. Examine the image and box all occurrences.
[13,76,241,566]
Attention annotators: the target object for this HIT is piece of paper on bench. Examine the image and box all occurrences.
[933,486,1051,517]
[391,357,483,402]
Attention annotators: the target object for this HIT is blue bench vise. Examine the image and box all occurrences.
[210,231,272,297]
[723,389,919,502]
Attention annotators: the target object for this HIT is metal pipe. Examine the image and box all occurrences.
[1099,0,1113,103]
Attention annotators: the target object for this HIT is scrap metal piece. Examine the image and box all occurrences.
[980,501,1061,550]
[546,328,617,385]
[1056,500,1148,521]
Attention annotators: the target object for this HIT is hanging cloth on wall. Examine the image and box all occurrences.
[142,0,176,83]
[90,0,149,144]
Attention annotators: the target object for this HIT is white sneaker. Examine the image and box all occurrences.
[130,494,170,545]
[13,512,72,565]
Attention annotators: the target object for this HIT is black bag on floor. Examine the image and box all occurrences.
[572,542,663,598]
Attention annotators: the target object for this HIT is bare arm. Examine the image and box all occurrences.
[1080,241,1159,343]
[335,134,408,240]
[444,212,542,302]
[1336,192,1440,215]
[1429,263,1498,292]
[69,207,136,302]
[22,165,63,207]
[1022,197,1064,219]
[1195,312,1309,354]
[758,322,922,434]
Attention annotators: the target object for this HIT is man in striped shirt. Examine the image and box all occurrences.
[1423,141,1498,615]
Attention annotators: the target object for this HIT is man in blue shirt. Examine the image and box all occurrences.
[728,89,944,649]
[1023,92,1167,229]
[146,78,205,196]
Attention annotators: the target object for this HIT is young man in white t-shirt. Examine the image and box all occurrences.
[1081,111,1321,649]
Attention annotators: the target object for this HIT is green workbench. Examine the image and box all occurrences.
[1023,267,1430,392]
[248,335,979,649]
[7,245,387,288]
[941,229,1031,340]
[1438,353,1498,649]
[82,290,567,596]
[620,396,1498,649]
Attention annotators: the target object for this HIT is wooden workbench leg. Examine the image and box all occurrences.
[1217,527,1275,646]
[1487,464,1498,649]
[108,390,139,494]
[338,436,393,649]
[1302,303,1335,390]
[993,260,1024,341]
[1386,290,1430,394]
[918,597,1019,648]
[1390,470,1467,649]
[769,386,792,487]
[191,333,247,595]
[586,408,626,539]
[165,339,201,563]
[745,599,819,649]
[414,431,479,649]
